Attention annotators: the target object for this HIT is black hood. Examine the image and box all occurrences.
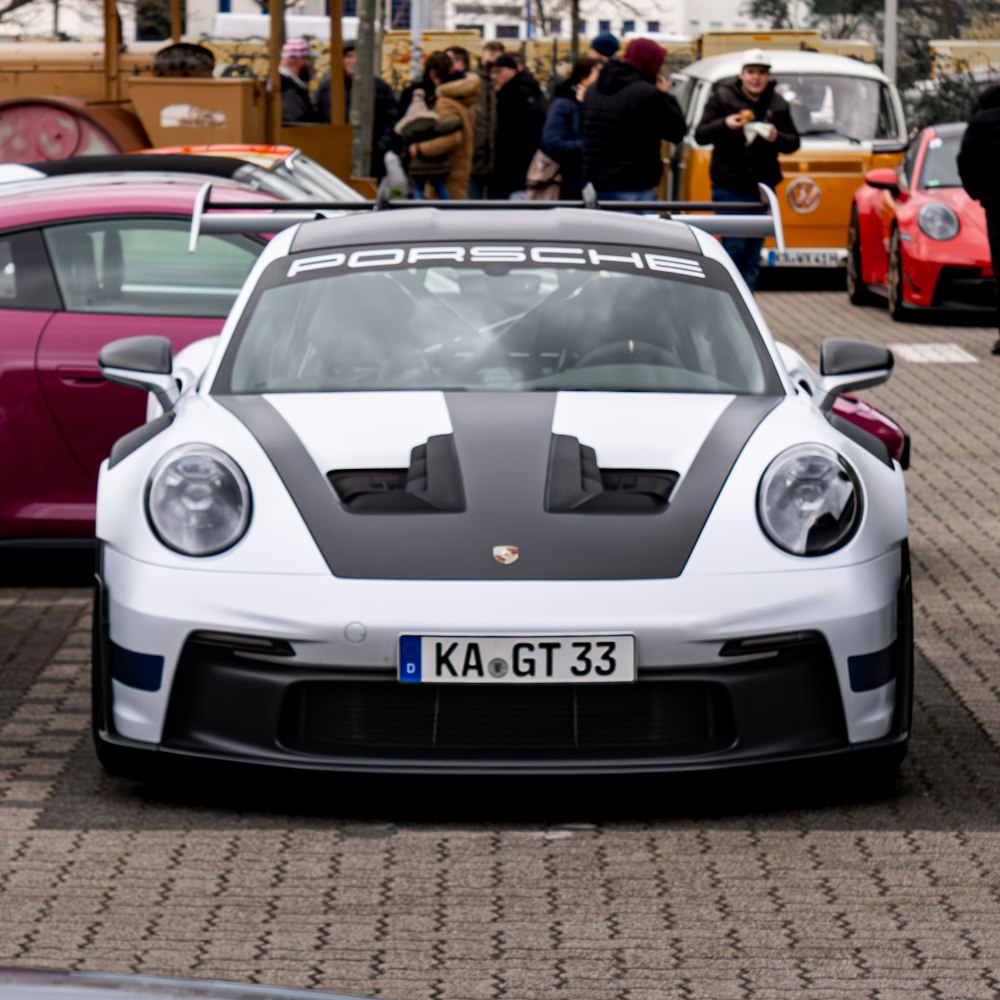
[974,82,1000,113]
[595,60,647,96]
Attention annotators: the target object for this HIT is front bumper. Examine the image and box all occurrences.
[94,545,911,775]
[903,244,995,312]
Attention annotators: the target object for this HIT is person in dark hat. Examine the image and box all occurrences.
[279,38,318,123]
[489,52,546,198]
[314,40,400,178]
[588,31,619,64]
[958,81,1000,354]
[694,48,800,291]
[581,37,686,202]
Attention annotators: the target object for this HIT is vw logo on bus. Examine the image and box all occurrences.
[786,178,822,214]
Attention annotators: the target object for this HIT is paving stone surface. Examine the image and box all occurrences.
[1,287,999,998]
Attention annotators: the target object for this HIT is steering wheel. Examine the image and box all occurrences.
[571,340,680,369]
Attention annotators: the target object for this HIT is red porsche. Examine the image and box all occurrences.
[847,121,995,320]
[0,177,271,546]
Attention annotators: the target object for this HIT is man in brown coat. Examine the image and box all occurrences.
[408,50,481,199]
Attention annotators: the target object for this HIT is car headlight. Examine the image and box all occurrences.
[917,203,960,241]
[146,444,251,556]
[757,444,861,556]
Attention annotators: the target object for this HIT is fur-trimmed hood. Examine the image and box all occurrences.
[435,72,481,107]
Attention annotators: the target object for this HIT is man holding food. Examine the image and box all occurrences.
[694,48,800,291]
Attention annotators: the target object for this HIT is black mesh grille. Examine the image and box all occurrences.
[279,680,733,758]
[933,267,996,309]
[161,634,847,768]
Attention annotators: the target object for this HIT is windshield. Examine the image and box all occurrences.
[776,75,901,142]
[220,244,777,395]
[918,133,963,189]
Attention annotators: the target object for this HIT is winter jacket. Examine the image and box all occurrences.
[471,66,497,178]
[694,76,800,196]
[492,71,546,198]
[314,72,400,178]
[541,86,585,199]
[414,72,481,198]
[581,61,687,192]
[280,70,318,123]
[958,84,1000,208]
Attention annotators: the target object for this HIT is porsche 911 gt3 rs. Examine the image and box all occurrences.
[93,202,912,781]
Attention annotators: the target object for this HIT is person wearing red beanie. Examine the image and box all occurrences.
[581,38,686,201]
[622,38,665,82]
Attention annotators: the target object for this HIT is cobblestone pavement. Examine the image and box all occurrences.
[2,287,1000,999]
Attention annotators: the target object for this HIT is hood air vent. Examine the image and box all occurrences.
[545,435,678,514]
[329,434,465,513]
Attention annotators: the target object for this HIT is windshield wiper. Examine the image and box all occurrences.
[800,127,862,145]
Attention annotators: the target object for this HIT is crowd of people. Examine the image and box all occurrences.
[276,34,1000,333]
[277,33,696,201]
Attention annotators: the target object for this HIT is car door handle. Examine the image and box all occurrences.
[56,365,105,384]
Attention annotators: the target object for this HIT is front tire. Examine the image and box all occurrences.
[847,208,877,306]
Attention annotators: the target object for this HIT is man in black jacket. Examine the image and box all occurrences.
[694,48,800,290]
[279,39,318,123]
[957,82,1000,354]
[489,53,546,199]
[581,38,687,202]
[314,41,400,179]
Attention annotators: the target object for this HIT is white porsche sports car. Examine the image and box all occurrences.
[93,201,912,781]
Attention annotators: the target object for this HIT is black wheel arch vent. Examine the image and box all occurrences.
[328,434,465,513]
[545,434,678,513]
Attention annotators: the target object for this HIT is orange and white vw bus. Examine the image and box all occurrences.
[668,49,907,268]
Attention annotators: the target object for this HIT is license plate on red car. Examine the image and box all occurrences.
[398,634,636,684]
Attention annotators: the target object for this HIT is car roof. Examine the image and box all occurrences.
[289,207,702,255]
[146,144,297,159]
[683,49,891,83]
[0,177,275,230]
[926,121,966,139]
[27,153,258,181]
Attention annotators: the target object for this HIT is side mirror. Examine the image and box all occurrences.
[864,168,901,196]
[815,338,893,413]
[99,335,179,413]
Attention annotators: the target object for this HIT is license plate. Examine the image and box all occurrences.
[398,634,636,684]
[766,250,844,267]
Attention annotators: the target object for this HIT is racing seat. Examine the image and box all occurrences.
[313,274,425,387]
[531,277,685,372]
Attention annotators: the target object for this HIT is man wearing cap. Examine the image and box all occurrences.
[279,38,318,123]
[581,37,687,202]
[489,53,546,199]
[588,32,619,64]
[694,48,800,291]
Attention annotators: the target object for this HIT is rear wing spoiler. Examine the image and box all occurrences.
[189,180,784,254]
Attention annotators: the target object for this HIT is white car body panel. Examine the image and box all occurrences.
[94,208,911,777]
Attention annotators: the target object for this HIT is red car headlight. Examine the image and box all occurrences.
[918,203,960,241]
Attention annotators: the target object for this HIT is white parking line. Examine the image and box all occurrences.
[889,343,979,363]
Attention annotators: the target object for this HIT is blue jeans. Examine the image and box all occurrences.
[411,177,450,199]
[712,186,763,291]
[596,189,658,201]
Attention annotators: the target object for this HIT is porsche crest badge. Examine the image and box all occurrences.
[493,545,519,565]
